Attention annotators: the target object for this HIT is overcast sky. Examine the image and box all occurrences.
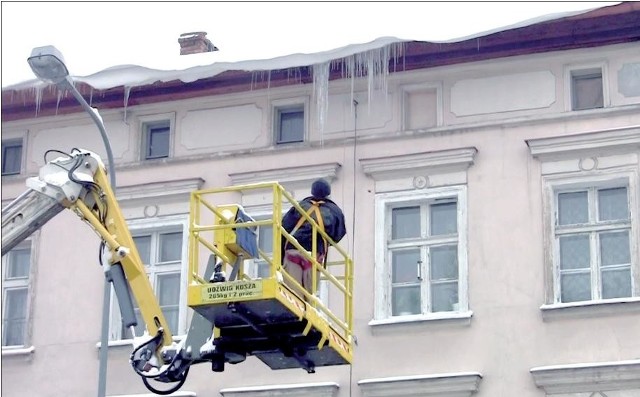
[1,2,618,88]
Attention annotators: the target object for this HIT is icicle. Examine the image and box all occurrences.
[313,62,330,140]
[123,86,131,122]
[89,88,94,107]
[55,90,63,115]
[34,86,43,117]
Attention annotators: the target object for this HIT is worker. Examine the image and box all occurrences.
[281,178,346,298]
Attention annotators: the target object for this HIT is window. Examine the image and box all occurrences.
[2,241,32,347]
[553,183,633,303]
[1,139,23,175]
[275,105,305,144]
[570,67,604,111]
[142,120,171,160]
[527,126,640,312]
[246,213,275,279]
[375,186,468,320]
[112,219,188,341]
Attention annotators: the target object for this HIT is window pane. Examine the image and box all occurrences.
[278,109,304,143]
[392,285,420,316]
[430,245,458,280]
[2,143,22,175]
[431,281,458,312]
[602,268,632,299]
[147,126,170,159]
[598,187,628,221]
[430,202,457,235]
[7,248,30,278]
[158,273,180,333]
[391,249,420,283]
[599,231,630,266]
[159,232,182,262]
[133,235,151,264]
[258,225,273,253]
[561,273,591,302]
[572,73,603,110]
[559,235,590,270]
[3,288,27,346]
[391,206,420,239]
[558,191,588,225]
[157,273,180,305]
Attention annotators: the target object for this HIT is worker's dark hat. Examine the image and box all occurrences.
[311,179,331,198]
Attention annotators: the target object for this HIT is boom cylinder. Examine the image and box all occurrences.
[1,189,64,253]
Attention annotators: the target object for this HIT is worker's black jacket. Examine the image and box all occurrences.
[281,196,346,260]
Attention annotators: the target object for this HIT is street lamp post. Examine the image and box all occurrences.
[28,45,114,397]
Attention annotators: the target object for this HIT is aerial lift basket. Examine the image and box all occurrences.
[186,182,353,372]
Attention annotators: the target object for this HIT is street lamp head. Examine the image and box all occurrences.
[27,45,70,84]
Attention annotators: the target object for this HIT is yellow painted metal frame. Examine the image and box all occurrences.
[187,182,354,363]
[72,165,173,346]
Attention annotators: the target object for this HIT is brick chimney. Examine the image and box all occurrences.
[178,32,218,55]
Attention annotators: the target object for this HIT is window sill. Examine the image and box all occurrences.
[540,297,640,321]
[1,345,35,357]
[369,311,473,327]
[96,334,186,349]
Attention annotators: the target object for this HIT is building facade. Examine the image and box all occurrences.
[2,3,640,396]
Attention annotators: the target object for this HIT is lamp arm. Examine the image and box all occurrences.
[60,76,117,189]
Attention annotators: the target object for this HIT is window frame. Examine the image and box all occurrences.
[1,138,24,176]
[138,113,175,161]
[564,62,608,111]
[1,238,36,351]
[373,185,469,322]
[544,172,639,305]
[109,215,189,341]
[272,98,308,145]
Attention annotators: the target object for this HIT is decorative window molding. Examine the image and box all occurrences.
[530,359,640,394]
[358,372,482,397]
[526,125,640,162]
[360,147,477,193]
[116,178,204,204]
[220,382,339,397]
[229,162,341,209]
[401,82,443,131]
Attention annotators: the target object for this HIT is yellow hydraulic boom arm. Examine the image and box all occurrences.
[1,148,187,392]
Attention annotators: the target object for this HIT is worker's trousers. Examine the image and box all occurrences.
[282,249,323,299]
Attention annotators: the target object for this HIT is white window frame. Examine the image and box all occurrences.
[564,61,609,111]
[1,237,36,353]
[272,97,309,145]
[138,113,175,161]
[544,171,638,305]
[109,215,189,341]
[372,185,469,322]
[1,138,24,176]
[527,126,640,318]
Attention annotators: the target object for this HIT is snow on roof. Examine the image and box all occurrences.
[2,6,601,93]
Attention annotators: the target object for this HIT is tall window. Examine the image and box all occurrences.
[570,68,604,111]
[142,120,171,160]
[2,242,32,347]
[1,139,23,176]
[117,228,184,339]
[554,185,632,303]
[275,105,305,144]
[375,187,468,320]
